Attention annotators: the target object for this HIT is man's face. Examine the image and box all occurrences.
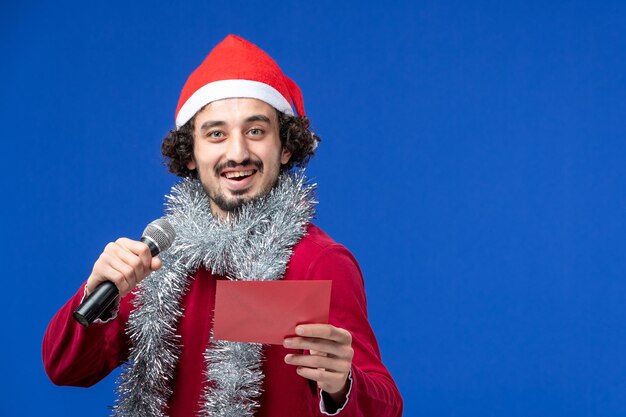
[187,98,291,218]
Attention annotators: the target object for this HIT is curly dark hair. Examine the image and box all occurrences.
[161,109,320,178]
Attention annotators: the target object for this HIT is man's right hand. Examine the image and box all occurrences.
[85,238,162,298]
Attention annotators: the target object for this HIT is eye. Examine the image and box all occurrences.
[206,130,225,140]
[248,128,264,136]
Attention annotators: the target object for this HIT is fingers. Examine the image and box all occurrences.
[116,238,152,271]
[103,253,137,295]
[283,338,354,373]
[284,350,351,394]
[283,324,353,357]
[86,238,156,297]
[283,324,354,395]
[290,364,349,394]
[151,256,162,271]
[284,353,351,374]
[283,335,353,359]
[295,324,353,345]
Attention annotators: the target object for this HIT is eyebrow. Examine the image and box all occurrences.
[198,114,272,132]
[245,114,272,124]
[199,120,226,132]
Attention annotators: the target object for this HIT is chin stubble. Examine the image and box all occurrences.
[202,161,283,214]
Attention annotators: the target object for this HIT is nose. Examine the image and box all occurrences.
[225,132,250,164]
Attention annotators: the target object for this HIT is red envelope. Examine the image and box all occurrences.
[213,280,332,345]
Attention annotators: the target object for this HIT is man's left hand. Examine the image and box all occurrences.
[284,324,354,403]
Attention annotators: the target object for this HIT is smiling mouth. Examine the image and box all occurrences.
[221,169,257,181]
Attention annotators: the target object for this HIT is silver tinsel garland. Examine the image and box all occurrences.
[112,172,316,417]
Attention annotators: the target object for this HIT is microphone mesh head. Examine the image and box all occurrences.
[142,217,176,253]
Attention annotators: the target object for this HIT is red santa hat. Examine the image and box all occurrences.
[175,34,305,128]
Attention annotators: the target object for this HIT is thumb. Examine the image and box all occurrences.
[151,256,162,271]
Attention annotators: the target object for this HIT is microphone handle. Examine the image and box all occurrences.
[72,237,159,327]
[73,281,118,327]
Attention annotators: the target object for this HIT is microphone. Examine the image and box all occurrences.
[73,218,176,327]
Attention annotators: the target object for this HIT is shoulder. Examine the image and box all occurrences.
[288,224,370,323]
[286,223,363,281]
[299,223,341,251]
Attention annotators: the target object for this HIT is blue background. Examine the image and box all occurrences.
[2,1,626,416]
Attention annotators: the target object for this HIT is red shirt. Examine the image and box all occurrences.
[43,224,403,416]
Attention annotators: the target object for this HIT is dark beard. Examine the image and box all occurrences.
[209,175,279,213]
[211,193,247,213]
[202,159,282,214]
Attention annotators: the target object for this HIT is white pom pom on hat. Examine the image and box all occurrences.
[175,34,305,128]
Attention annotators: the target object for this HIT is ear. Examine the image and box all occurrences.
[280,148,292,165]
[186,158,197,170]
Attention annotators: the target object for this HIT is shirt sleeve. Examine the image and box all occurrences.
[42,283,133,387]
[319,370,353,415]
[306,244,403,417]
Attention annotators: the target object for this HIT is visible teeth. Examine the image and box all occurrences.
[224,170,254,179]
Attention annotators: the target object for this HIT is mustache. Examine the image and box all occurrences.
[214,159,264,176]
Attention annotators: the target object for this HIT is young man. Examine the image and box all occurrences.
[43,34,402,417]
